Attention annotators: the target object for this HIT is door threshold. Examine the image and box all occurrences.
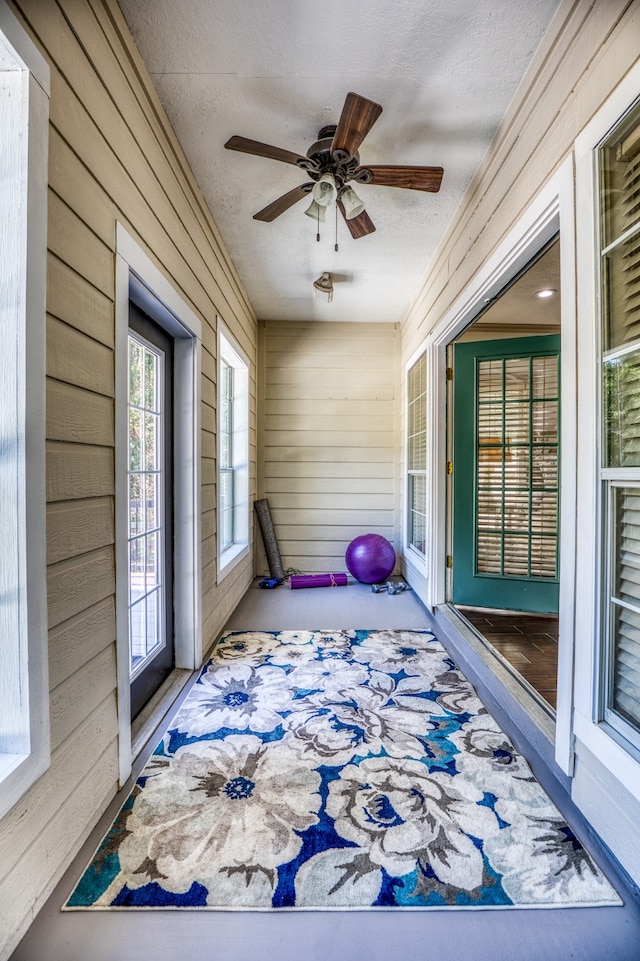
[131,668,193,761]
[438,603,556,744]
[432,602,572,800]
[457,604,558,620]
[454,605,557,716]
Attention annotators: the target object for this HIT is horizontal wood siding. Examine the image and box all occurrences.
[1,1,256,957]
[261,320,399,574]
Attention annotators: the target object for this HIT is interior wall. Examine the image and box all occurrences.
[0,1,257,958]
[399,0,640,884]
[259,319,400,575]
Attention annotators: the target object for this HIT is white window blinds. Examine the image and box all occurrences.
[601,103,640,741]
[476,355,559,579]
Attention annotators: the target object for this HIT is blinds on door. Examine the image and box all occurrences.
[601,105,640,740]
[476,354,559,579]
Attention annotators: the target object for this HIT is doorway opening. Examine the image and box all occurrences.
[448,239,560,711]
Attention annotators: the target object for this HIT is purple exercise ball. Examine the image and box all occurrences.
[345,533,396,584]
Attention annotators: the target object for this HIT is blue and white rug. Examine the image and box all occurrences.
[66,629,621,909]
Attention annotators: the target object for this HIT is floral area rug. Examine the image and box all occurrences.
[65,629,621,910]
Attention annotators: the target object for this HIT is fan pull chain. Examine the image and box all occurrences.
[335,203,339,252]
[316,204,320,243]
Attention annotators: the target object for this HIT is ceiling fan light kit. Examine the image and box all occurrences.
[225,91,444,242]
[340,186,365,220]
[312,173,338,207]
[304,199,326,222]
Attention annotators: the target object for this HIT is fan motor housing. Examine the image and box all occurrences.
[303,125,360,186]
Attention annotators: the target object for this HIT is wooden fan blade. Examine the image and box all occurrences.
[331,92,383,162]
[338,199,376,239]
[253,184,311,222]
[225,135,312,169]
[355,164,444,192]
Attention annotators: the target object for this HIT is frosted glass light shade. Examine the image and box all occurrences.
[304,199,326,221]
[312,173,337,207]
[341,186,365,219]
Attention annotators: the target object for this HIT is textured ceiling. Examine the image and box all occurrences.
[118,0,562,324]
[470,241,561,335]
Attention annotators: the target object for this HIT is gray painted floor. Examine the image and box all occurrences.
[224,576,431,631]
[11,579,640,961]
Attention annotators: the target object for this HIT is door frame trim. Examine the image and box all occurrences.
[115,224,202,786]
[423,156,576,775]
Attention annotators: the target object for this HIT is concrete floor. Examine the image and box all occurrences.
[10,579,640,961]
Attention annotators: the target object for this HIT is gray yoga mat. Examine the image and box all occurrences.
[253,498,285,579]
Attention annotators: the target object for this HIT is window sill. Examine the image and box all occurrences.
[573,711,640,801]
[218,542,250,583]
[0,750,49,821]
[405,544,426,565]
[0,754,25,782]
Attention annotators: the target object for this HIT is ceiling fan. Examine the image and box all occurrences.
[224,92,443,239]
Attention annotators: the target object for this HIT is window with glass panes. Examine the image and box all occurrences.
[407,353,427,555]
[128,333,165,677]
[219,359,234,551]
[217,324,249,578]
[475,353,559,579]
[600,100,640,744]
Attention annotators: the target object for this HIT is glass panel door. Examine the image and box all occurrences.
[476,354,559,579]
[453,334,560,613]
[128,303,174,719]
[128,333,164,677]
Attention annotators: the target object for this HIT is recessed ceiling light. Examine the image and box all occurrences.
[535,287,557,299]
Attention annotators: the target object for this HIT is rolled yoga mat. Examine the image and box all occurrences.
[253,498,285,579]
[289,573,348,589]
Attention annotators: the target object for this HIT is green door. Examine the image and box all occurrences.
[452,334,560,614]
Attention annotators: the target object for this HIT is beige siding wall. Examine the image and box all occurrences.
[260,320,399,574]
[0,1,256,957]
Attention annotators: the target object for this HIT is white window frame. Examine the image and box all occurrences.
[573,59,640,799]
[127,329,168,682]
[406,350,428,560]
[597,111,640,754]
[602,480,640,753]
[403,345,430,605]
[115,225,202,784]
[218,356,234,552]
[0,3,50,819]
[423,157,577,776]
[217,319,250,581]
